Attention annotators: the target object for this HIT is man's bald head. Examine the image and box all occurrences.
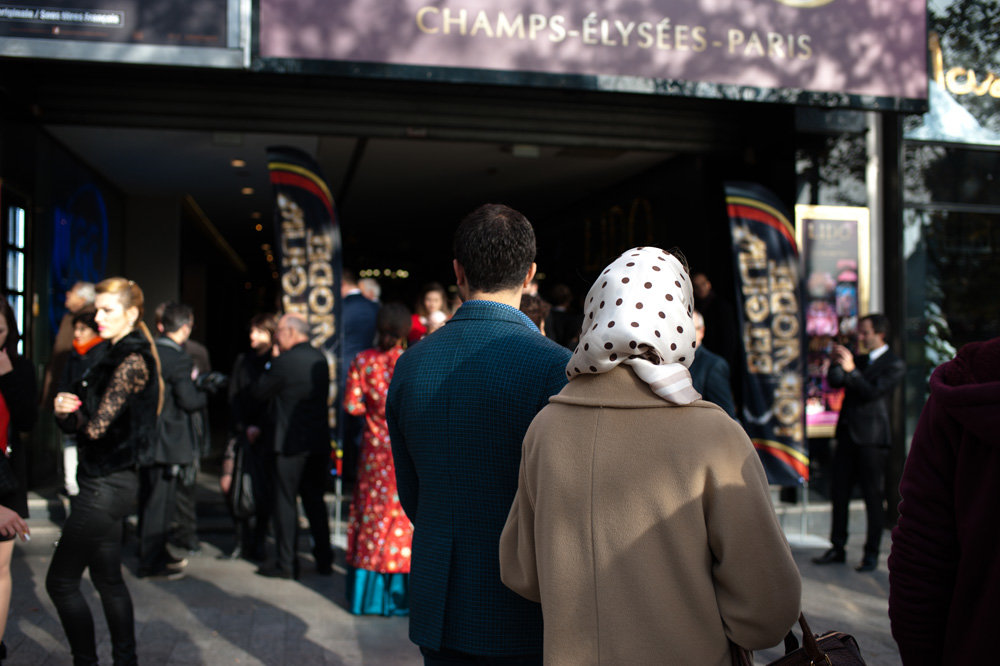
[276,313,310,351]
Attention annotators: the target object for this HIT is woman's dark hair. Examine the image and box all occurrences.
[249,312,279,340]
[72,305,100,335]
[415,282,448,317]
[519,294,550,329]
[0,296,20,357]
[376,303,413,351]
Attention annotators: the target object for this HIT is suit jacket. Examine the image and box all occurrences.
[689,346,736,418]
[828,348,906,447]
[341,292,379,384]
[386,300,571,655]
[153,338,208,465]
[253,341,331,456]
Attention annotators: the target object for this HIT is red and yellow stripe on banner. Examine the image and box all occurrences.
[267,160,335,220]
[726,195,798,253]
[753,439,809,481]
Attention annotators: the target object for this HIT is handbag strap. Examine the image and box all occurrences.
[796,613,832,665]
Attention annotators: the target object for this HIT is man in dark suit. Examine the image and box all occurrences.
[387,204,571,664]
[339,269,380,483]
[253,313,333,579]
[813,313,906,572]
[138,302,207,579]
[689,309,736,419]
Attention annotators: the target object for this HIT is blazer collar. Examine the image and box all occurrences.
[450,299,538,330]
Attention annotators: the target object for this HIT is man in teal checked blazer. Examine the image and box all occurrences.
[387,204,572,664]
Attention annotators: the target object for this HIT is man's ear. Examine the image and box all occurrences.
[453,259,466,287]
[521,262,537,290]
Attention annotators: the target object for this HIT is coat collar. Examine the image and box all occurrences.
[552,365,718,410]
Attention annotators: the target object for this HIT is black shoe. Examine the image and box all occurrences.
[855,556,878,572]
[812,548,846,565]
[256,565,294,580]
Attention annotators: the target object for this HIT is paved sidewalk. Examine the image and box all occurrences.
[3,478,901,665]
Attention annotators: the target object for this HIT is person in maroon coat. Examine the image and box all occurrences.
[888,336,1000,665]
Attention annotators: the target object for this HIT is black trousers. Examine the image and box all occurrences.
[46,469,138,666]
[830,437,889,557]
[271,451,332,573]
[170,464,199,550]
[138,464,178,572]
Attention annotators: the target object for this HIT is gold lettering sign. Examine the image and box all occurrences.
[931,32,1000,100]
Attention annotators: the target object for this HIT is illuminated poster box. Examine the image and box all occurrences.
[795,204,870,439]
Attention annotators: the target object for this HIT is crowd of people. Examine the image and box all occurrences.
[0,202,994,665]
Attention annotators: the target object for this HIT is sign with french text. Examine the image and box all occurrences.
[0,0,227,45]
[259,0,926,101]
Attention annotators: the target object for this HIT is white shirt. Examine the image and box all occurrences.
[868,344,889,362]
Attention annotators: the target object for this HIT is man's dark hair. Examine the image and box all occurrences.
[861,313,891,338]
[453,204,536,293]
[376,302,413,351]
[160,302,194,334]
[342,268,358,286]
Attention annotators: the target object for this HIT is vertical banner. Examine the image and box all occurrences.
[267,146,344,474]
[725,182,807,486]
[795,205,870,439]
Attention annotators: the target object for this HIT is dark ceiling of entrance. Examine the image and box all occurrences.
[48,125,673,292]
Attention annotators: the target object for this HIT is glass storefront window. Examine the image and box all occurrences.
[902,201,1000,435]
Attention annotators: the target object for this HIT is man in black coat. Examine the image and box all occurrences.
[689,310,736,419]
[138,302,207,579]
[339,269,379,483]
[253,313,333,579]
[813,313,906,572]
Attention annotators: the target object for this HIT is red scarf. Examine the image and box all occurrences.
[73,335,104,356]
[0,390,9,455]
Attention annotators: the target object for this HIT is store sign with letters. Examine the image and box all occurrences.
[259,0,926,101]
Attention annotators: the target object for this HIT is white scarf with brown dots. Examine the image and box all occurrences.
[568,246,702,405]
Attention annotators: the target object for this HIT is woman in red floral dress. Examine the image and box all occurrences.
[344,303,414,615]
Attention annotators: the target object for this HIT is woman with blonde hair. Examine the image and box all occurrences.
[500,247,801,665]
[50,277,162,666]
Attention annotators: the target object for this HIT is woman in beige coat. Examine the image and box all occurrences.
[500,247,801,665]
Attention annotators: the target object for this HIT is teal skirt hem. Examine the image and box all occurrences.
[346,567,409,616]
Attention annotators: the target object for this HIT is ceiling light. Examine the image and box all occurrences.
[231,159,246,168]
[241,187,254,195]
[255,223,263,231]
[251,211,262,219]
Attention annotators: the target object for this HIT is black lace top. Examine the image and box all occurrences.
[81,353,149,441]
[58,331,159,477]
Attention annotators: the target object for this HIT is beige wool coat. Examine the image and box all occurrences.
[500,365,801,665]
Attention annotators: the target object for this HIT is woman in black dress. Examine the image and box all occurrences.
[49,278,162,666]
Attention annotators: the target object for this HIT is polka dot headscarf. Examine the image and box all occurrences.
[568,246,702,405]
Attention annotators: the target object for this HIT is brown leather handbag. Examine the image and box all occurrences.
[732,613,867,665]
